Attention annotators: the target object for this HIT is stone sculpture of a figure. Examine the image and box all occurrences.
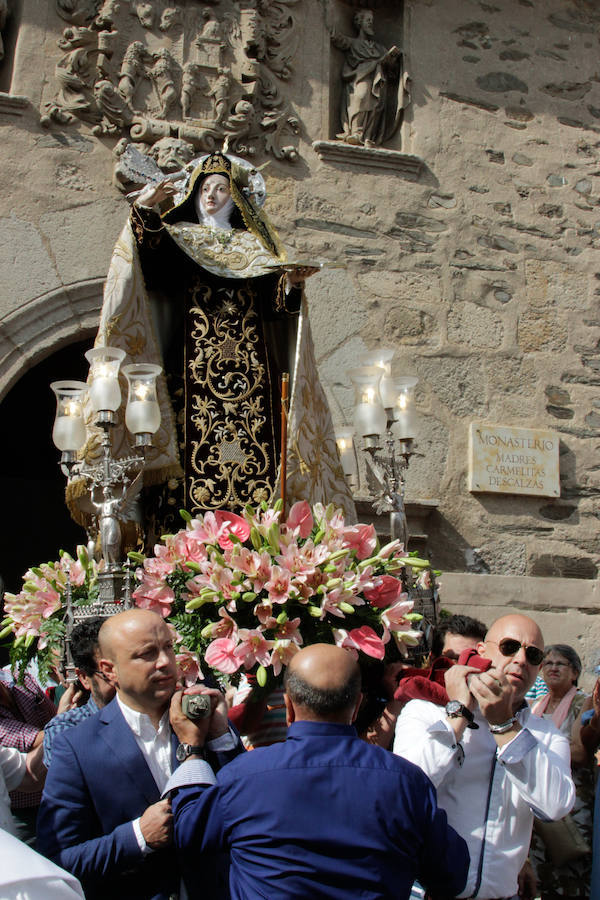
[331,9,408,148]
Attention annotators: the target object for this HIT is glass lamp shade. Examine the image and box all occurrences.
[360,349,396,408]
[85,347,126,413]
[390,376,418,439]
[123,364,162,435]
[50,381,88,452]
[334,426,356,479]
[347,366,387,438]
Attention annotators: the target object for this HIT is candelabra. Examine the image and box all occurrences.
[337,350,418,547]
[51,348,162,608]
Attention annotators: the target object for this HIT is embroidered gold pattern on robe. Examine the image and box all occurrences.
[165,223,282,279]
[184,276,277,513]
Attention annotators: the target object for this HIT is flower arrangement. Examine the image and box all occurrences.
[131,500,434,686]
[1,547,99,683]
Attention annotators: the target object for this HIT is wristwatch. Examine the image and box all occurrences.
[489,716,518,734]
[176,743,205,762]
[445,700,479,730]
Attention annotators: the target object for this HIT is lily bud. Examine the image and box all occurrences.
[267,524,280,552]
[128,551,146,564]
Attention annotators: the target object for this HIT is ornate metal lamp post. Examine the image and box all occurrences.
[50,349,163,608]
[340,351,418,547]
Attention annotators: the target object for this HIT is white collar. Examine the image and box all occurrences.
[117,694,170,739]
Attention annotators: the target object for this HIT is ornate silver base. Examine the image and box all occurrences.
[96,570,134,611]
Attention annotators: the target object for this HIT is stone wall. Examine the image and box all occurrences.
[0,0,599,664]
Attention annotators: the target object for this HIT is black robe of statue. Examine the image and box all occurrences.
[130,204,300,541]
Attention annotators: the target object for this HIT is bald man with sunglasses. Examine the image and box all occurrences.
[394,614,575,900]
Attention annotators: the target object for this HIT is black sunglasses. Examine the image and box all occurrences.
[488,638,544,666]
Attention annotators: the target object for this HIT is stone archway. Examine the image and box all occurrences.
[0,280,102,593]
[0,278,103,402]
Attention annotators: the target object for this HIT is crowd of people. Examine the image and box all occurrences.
[0,606,598,899]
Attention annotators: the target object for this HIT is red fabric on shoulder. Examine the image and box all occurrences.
[457,648,492,671]
[393,657,454,707]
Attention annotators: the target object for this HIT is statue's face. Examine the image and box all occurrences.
[358,11,374,35]
[200,173,231,214]
[152,138,193,171]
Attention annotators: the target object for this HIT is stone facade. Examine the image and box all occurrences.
[1,0,600,671]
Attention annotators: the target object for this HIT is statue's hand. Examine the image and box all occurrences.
[136,179,178,209]
[286,266,319,289]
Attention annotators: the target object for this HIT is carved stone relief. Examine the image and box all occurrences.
[330,6,409,149]
[43,0,302,166]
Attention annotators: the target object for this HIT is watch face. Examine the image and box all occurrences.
[176,743,190,762]
[446,701,462,716]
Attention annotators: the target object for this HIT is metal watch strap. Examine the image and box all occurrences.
[489,717,518,734]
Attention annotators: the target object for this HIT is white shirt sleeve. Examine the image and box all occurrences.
[497,718,575,820]
[393,700,463,788]
[0,745,27,792]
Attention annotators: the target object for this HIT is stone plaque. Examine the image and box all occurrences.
[468,424,560,498]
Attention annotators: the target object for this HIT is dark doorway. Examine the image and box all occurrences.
[0,339,92,595]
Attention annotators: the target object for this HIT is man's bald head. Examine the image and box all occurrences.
[98,608,165,659]
[485,613,543,649]
[284,644,361,724]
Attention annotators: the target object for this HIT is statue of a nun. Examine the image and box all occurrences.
[69,151,355,545]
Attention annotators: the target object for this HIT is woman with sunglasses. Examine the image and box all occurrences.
[530,645,593,899]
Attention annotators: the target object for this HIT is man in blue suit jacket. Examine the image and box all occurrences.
[165,643,470,900]
[37,609,242,900]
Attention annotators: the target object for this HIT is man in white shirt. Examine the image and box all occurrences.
[37,608,242,900]
[393,613,575,900]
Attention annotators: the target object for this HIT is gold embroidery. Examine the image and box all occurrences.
[165,223,281,279]
[184,276,277,514]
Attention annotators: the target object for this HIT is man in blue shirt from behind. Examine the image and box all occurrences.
[165,642,470,900]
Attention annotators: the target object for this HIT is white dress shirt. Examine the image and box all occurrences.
[393,700,575,899]
[0,746,27,836]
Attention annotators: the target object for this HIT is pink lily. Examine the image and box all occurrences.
[133,578,175,617]
[264,565,292,604]
[275,617,303,643]
[270,639,301,676]
[342,523,377,560]
[234,628,274,668]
